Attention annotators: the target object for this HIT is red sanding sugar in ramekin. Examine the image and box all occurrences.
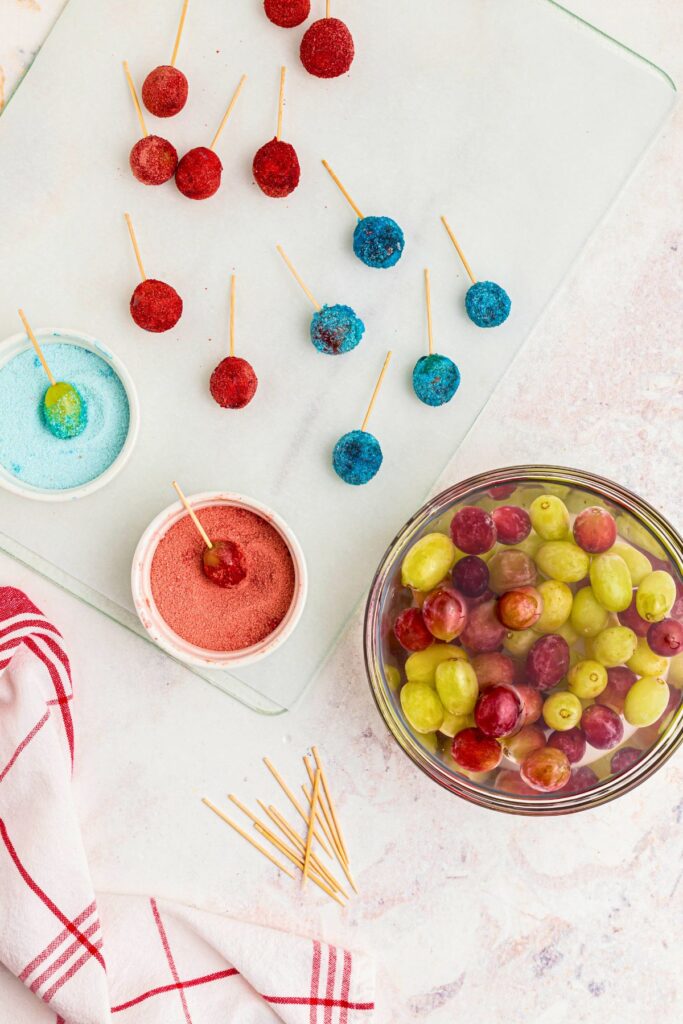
[150,504,296,652]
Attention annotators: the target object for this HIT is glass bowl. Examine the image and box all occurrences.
[364,466,683,814]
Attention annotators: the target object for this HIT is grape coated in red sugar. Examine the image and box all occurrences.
[130,135,178,185]
[647,618,683,657]
[422,587,467,641]
[526,633,570,689]
[264,0,310,28]
[548,727,586,763]
[572,506,617,553]
[141,65,188,118]
[176,147,223,200]
[253,139,301,198]
[452,555,489,597]
[492,505,531,545]
[393,607,432,652]
[474,686,521,738]
[210,357,258,409]
[130,279,183,333]
[300,18,354,78]
[450,506,497,555]
[581,703,624,750]
[202,540,247,588]
[451,728,502,772]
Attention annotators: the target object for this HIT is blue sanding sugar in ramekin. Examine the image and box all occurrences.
[0,342,130,490]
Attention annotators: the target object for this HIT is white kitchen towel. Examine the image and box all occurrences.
[0,587,375,1024]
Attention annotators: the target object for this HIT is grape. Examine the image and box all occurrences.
[572,506,617,553]
[495,770,536,795]
[591,625,637,668]
[504,724,546,763]
[581,704,624,749]
[548,727,586,763]
[570,587,608,638]
[533,580,573,633]
[487,483,517,500]
[609,541,652,586]
[671,653,683,690]
[435,659,479,715]
[491,505,531,545]
[623,674,670,726]
[589,553,632,613]
[648,618,683,657]
[596,666,637,714]
[466,587,495,609]
[636,570,676,623]
[472,651,515,689]
[401,533,456,591]
[461,600,507,653]
[637,685,680,744]
[610,746,642,774]
[555,621,579,648]
[393,607,433,651]
[520,747,571,792]
[503,627,537,657]
[514,532,544,560]
[514,684,544,725]
[626,637,668,677]
[439,711,475,738]
[564,765,599,794]
[496,586,543,630]
[422,586,468,641]
[400,681,445,733]
[451,727,502,772]
[488,549,537,594]
[474,685,522,737]
[542,691,582,731]
[385,665,401,690]
[526,634,570,690]
[405,644,467,686]
[450,506,497,555]
[535,541,589,583]
[452,555,490,598]
[615,513,666,560]
[568,659,608,699]
[529,494,570,540]
[617,593,651,637]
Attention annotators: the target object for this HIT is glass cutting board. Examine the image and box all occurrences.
[0,0,675,712]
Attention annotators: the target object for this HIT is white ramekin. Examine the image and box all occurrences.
[0,327,140,502]
[131,491,308,670]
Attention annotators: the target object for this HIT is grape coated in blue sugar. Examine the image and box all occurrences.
[412,353,461,407]
[310,304,365,355]
[465,280,511,328]
[352,216,404,269]
[332,429,383,485]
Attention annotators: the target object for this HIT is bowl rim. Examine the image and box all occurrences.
[364,464,683,815]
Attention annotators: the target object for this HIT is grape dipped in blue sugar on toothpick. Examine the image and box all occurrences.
[18,309,87,440]
[322,160,404,270]
[412,268,461,407]
[441,215,511,328]
[332,350,392,485]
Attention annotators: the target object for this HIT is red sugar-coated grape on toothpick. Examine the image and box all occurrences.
[172,481,246,588]
[176,74,247,200]
[142,0,190,118]
[124,213,182,333]
[123,61,177,186]
[209,275,258,409]
[300,0,354,79]
[253,67,301,198]
[264,0,310,28]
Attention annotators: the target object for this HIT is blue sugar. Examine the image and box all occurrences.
[310,304,365,355]
[465,280,511,328]
[353,216,404,269]
[332,429,383,485]
[0,343,130,490]
[412,353,461,407]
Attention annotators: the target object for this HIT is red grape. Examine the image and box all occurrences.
[520,747,571,792]
[572,506,617,553]
[564,765,599,794]
[581,704,624,749]
[618,593,650,637]
[487,483,516,500]
[647,618,683,657]
[492,505,531,545]
[452,555,490,598]
[472,651,515,689]
[526,634,570,690]
[451,727,502,772]
[504,723,546,763]
[474,685,522,738]
[202,540,247,587]
[596,666,637,714]
[610,746,642,774]
[513,684,544,725]
[450,506,497,555]
[422,586,468,641]
[548,727,586,763]
[461,600,507,653]
[466,587,495,609]
[495,770,536,795]
[488,550,537,594]
[393,608,432,652]
[497,586,543,630]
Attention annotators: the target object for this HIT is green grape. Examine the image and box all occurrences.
[417,730,439,754]
[615,514,666,560]
[435,659,479,715]
[589,553,632,612]
[536,541,590,583]
[542,691,583,730]
[503,627,537,657]
[514,532,544,560]
[405,645,467,687]
[439,711,475,738]
[385,665,401,691]
[568,659,608,698]
[529,494,570,540]
[570,586,609,637]
[400,681,445,733]
[401,532,456,591]
[556,621,579,647]
[623,675,670,727]
[636,571,677,624]
[626,637,669,678]
[670,653,683,690]
[608,541,652,587]
[591,625,637,668]
[533,579,573,633]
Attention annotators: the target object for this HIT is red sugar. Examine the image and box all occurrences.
[150,505,296,652]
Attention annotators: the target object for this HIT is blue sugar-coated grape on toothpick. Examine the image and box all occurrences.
[276,245,365,355]
[441,215,510,328]
[412,269,461,407]
[18,309,87,440]
[322,160,404,270]
[333,350,392,485]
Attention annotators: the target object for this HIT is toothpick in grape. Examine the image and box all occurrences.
[412,269,461,406]
[332,351,392,485]
[176,74,247,200]
[18,309,87,440]
[322,160,404,269]
[125,213,183,333]
[253,67,301,199]
[142,0,191,118]
[209,274,258,409]
[172,480,247,588]
[441,215,511,328]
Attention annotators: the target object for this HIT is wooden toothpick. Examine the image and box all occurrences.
[229,274,236,358]
[124,213,147,282]
[18,310,55,386]
[424,268,434,355]
[258,802,347,898]
[440,216,477,285]
[123,61,148,137]
[301,769,320,889]
[276,246,321,311]
[326,0,331,18]
[171,481,213,549]
[202,798,297,881]
[312,746,350,865]
[171,0,190,67]
[361,351,392,433]
[210,74,247,152]
[276,66,286,142]
[262,757,334,858]
[321,160,364,219]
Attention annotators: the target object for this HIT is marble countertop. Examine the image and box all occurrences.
[1,3,682,1022]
